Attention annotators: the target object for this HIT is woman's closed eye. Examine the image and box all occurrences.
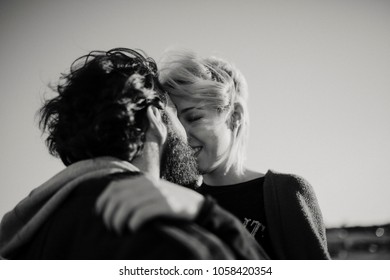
[186,114,203,123]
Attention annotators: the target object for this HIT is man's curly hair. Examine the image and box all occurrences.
[39,48,166,166]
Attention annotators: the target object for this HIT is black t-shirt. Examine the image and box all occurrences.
[197,177,274,257]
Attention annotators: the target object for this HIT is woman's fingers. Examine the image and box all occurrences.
[128,199,173,231]
[96,175,163,233]
[110,190,162,234]
[96,179,123,214]
[96,175,155,214]
[102,196,120,231]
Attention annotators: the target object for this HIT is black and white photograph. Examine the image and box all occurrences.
[0,0,389,275]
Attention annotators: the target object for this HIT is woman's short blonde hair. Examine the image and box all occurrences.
[159,49,249,175]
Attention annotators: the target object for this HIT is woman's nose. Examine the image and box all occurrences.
[181,122,191,135]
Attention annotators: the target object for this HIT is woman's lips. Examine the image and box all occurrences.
[192,146,202,157]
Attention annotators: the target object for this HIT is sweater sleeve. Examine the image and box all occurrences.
[194,196,269,259]
[264,171,331,259]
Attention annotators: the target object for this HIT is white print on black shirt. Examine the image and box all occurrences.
[243,218,266,237]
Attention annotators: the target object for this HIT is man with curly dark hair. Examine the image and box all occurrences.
[38,48,199,188]
[0,48,267,260]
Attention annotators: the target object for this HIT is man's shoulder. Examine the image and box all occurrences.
[21,173,234,259]
[69,171,139,198]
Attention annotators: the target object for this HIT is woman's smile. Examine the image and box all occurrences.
[191,146,203,158]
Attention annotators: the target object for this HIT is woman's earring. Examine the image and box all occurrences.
[230,120,240,131]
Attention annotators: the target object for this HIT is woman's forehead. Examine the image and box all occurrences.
[169,95,203,113]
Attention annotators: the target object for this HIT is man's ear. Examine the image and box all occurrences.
[146,106,167,145]
[229,103,244,130]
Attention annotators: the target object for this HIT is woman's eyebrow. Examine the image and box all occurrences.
[180,107,203,115]
[180,107,194,115]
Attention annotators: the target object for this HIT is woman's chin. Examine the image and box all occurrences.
[197,162,215,175]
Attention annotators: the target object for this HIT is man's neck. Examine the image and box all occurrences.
[131,141,161,179]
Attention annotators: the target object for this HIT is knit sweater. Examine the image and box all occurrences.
[263,170,330,259]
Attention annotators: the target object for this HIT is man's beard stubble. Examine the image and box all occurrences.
[160,114,200,188]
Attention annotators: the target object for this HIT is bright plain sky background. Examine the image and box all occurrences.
[0,0,389,228]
